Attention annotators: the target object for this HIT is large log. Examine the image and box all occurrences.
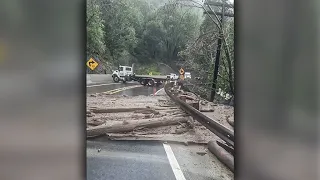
[89,107,179,114]
[178,95,197,101]
[227,118,234,127]
[199,109,214,112]
[91,108,148,113]
[208,140,234,172]
[87,116,187,137]
[87,119,105,126]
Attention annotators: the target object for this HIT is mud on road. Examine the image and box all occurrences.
[86,91,234,144]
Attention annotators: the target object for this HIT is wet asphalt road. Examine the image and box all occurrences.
[87,81,163,96]
[87,140,176,180]
[87,138,231,180]
[87,82,172,180]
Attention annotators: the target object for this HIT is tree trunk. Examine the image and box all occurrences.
[90,107,151,113]
[87,116,187,137]
[89,107,179,114]
[208,140,234,172]
[222,42,234,94]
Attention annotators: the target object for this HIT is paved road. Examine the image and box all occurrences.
[86,74,164,96]
[86,74,233,180]
[87,81,163,96]
[87,138,233,180]
[87,74,113,85]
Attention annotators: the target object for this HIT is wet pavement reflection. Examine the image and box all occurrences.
[87,82,163,96]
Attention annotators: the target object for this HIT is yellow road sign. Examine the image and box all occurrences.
[179,68,185,75]
[179,74,185,80]
[86,58,99,70]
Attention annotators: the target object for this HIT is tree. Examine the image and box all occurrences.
[132,1,200,66]
[99,0,142,63]
[87,0,105,57]
[177,0,234,101]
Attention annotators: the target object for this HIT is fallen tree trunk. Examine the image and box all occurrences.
[103,133,208,145]
[134,109,159,114]
[227,118,234,127]
[178,95,197,101]
[199,109,214,112]
[91,108,148,113]
[90,107,179,114]
[87,119,105,126]
[87,116,187,137]
[208,140,234,172]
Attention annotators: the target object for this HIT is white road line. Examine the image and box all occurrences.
[154,88,164,95]
[87,82,135,88]
[163,143,187,180]
[87,83,117,87]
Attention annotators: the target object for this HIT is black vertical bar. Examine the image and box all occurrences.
[210,3,225,102]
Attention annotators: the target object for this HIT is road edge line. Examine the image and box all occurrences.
[87,82,135,88]
[87,83,117,87]
[163,143,187,180]
[108,85,142,95]
[154,88,164,95]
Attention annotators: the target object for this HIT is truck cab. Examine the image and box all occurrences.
[167,73,178,80]
[112,65,133,83]
[184,72,191,79]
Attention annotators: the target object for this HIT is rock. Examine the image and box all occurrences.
[175,128,188,134]
[97,148,101,152]
[200,100,207,105]
[144,114,151,118]
[229,97,234,106]
[196,151,207,156]
[87,119,105,126]
[122,120,129,125]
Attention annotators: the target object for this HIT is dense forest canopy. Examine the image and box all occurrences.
[87,0,234,101]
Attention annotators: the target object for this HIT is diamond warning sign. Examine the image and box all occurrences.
[179,68,185,75]
[86,58,99,70]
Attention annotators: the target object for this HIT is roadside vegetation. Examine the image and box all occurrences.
[87,0,234,102]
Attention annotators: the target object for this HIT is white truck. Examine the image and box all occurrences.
[185,72,191,79]
[167,72,191,80]
[111,65,133,83]
[111,65,191,86]
[111,65,168,86]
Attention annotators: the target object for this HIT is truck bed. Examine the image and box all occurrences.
[134,75,168,80]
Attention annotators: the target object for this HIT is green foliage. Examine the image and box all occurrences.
[180,13,234,99]
[99,0,141,62]
[218,19,234,94]
[135,64,161,75]
[86,0,234,101]
[133,2,200,64]
[87,0,200,66]
[87,0,105,57]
